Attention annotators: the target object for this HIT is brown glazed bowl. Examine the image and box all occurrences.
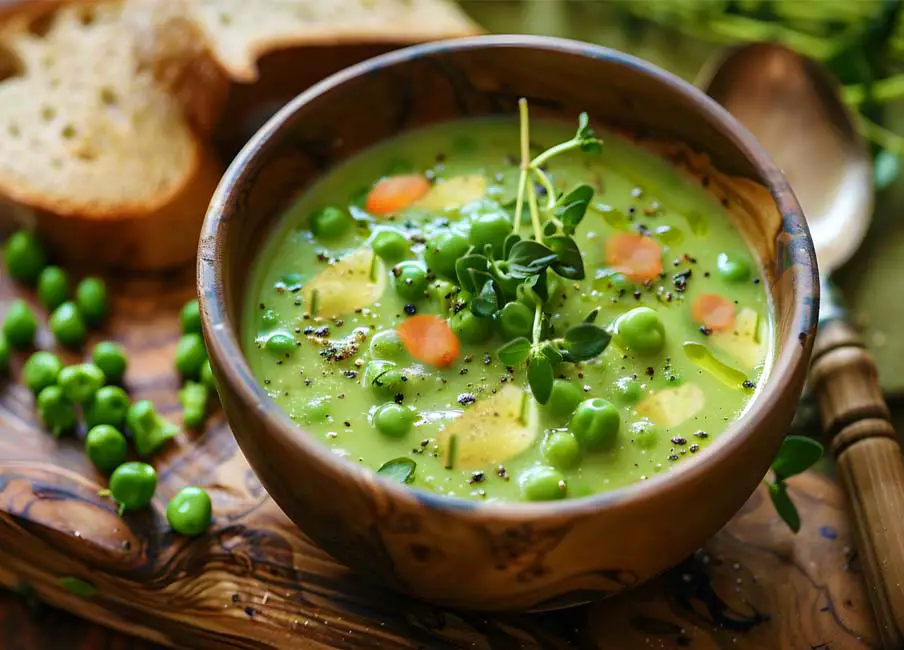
[198,35,819,612]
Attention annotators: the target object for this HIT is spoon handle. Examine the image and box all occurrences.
[811,317,904,648]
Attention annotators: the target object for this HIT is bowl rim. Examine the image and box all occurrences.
[198,34,819,520]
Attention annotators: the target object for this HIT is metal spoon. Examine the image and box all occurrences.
[698,43,904,648]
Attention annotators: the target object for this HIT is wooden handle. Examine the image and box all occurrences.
[811,319,904,649]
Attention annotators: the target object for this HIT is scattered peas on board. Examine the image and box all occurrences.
[166,486,212,536]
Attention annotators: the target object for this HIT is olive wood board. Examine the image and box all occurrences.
[0,265,882,649]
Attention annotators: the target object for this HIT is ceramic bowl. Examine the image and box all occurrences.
[198,35,819,612]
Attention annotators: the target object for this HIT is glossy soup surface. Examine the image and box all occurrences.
[243,118,772,503]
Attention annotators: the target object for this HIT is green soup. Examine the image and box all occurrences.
[243,117,771,503]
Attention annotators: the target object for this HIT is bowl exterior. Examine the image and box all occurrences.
[199,36,818,611]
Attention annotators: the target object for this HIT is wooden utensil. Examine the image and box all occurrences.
[699,43,904,648]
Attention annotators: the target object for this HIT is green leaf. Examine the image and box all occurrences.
[528,354,554,404]
[584,307,600,323]
[471,279,500,317]
[508,240,559,277]
[576,113,603,153]
[771,435,824,481]
[497,337,531,365]
[875,149,900,190]
[538,340,564,364]
[767,481,801,533]
[455,254,489,294]
[545,235,585,280]
[503,233,522,259]
[377,457,417,484]
[59,577,97,598]
[554,184,594,235]
[525,270,549,304]
[542,220,558,237]
[561,323,611,362]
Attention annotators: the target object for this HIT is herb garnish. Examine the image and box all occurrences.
[765,435,824,532]
[376,457,417,484]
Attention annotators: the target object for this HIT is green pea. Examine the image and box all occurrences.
[547,379,582,418]
[570,398,620,451]
[109,462,157,512]
[631,419,658,449]
[127,400,178,457]
[469,210,511,258]
[180,299,202,334]
[372,402,415,438]
[49,301,86,349]
[497,301,533,340]
[614,376,643,404]
[310,206,351,239]
[84,385,130,429]
[22,351,63,394]
[541,429,582,470]
[365,363,406,400]
[58,363,105,404]
[0,333,9,374]
[428,279,458,313]
[369,329,404,359]
[613,307,665,356]
[84,424,127,474]
[200,360,217,392]
[3,230,47,285]
[717,252,751,283]
[260,308,279,328]
[3,299,38,349]
[37,266,70,310]
[166,486,212,536]
[92,341,127,383]
[392,261,428,301]
[300,396,331,424]
[371,229,410,262]
[36,385,77,436]
[519,466,567,501]
[75,277,108,326]
[179,380,209,429]
[449,309,493,344]
[176,333,208,377]
[424,229,469,280]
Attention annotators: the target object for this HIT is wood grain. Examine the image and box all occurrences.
[0,266,878,648]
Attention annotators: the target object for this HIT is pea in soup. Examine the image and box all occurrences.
[243,109,771,503]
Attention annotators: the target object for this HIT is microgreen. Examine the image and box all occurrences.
[764,435,824,532]
[377,457,417,484]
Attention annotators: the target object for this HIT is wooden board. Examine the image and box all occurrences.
[0,268,880,649]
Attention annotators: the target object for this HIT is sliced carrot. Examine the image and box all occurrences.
[365,174,431,215]
[692,294,736,331]
[397,315,460,368]
[605,233,663,282]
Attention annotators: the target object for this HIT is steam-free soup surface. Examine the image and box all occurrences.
[244,118,771,503]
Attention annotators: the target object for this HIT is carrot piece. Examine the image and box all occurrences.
[397,315,460,368]
[605,233,663,282]
[692,294,736,331]
[365,174,431,215]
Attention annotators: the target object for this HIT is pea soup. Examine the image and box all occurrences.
[243,109,771,503]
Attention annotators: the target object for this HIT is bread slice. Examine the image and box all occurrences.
[0,0,222,270]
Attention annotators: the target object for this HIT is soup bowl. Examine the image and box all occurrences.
[198,35,818,611]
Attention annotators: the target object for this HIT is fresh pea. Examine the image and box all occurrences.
[84,385,130,429]
[166,486,212,536]
[368,365,407,401]
[631,419,658,449]
[36,385,77,436]
[3,299,38,349]
[75,277,108,326]
[541,429,582,470]
[36,266,70,310]
[260,308,279,328]
[22,351,63,394]
[570,398,620,451]
[0,333,8,374]
[264,331,295,357]
[3,230,47,285]
[84,424,128,474]
[497,301,533,340]
[179,380,209,429]
[424,229,469,280]
[519,466,567,501]
[392,261,429,301]
[369,329,405,360]
[449,309,493,344]
[427,279,458,313]
[613,307,665,356]
[126,400,178,457]
[49,301,86,349]
[310,206,351,239]
[546,379,582,418]
[717,252,751,283]
[109,462,157,512]
[371,229,410,262]
[58,363,105,404]
[176,333,208,378]
[614,376,643,404]
[92,341,127,383]
[180,299,202,335]
[200,360,217,393]
[469,210,511,258]
[372,402,415,438]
